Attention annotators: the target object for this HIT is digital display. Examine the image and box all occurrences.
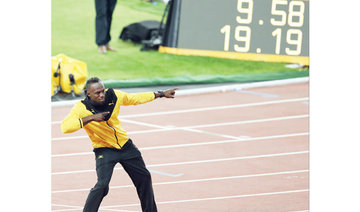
[160,0,309,64]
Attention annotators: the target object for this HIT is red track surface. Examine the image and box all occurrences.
[51,82,309,212]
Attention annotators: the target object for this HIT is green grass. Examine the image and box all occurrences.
[52,0,299,81]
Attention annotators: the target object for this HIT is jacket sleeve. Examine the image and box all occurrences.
[115,90,155,106]
[61,102,85,133]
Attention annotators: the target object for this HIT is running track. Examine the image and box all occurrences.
[51,82,309,212]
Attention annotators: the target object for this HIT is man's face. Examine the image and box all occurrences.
[87,82,106,104]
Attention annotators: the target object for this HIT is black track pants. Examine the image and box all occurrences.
[83,139,157,212]
[94,0,117,46]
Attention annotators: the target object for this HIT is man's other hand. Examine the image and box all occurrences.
[92,111,110,122]
[82,111,110,126]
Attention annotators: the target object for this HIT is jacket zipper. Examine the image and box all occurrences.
[106,121,121,148]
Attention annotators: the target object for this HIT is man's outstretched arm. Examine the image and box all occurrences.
[117,88,179,106]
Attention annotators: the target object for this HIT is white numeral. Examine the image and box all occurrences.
[272,28,282,54]
[285,29,303,55]
[271,0,288,26]
[220,25,231,51]
[236,0,254,24]
[288,1,305,27]
[234,26,251,52]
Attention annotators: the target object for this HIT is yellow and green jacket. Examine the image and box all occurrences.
[61,88,155,149]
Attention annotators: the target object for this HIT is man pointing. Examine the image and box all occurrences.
[61,77,177,212]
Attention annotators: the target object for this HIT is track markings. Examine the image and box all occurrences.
[120,118,242,140]
[235,90,279,98]
[51,204,82,209]
[52,170,308,194]
[148,169,184,177]
[52,150,308,175]
[100,189,309,208]
[117,97,309,118]
[52,89,309,211]
[51,114,309,141]
[51,97,309,124]
[289,210,309,212]
[51,204,139,212]
[52,132,308,158]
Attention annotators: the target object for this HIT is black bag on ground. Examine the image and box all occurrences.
[119,20,164,43]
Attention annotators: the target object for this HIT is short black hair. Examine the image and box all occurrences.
[84,77,102,95]
[85,77,102,90]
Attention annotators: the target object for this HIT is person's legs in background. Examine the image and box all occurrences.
[95,0,117,53]
[105,0,117,52]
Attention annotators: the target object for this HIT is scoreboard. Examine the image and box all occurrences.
[160,0,309,65]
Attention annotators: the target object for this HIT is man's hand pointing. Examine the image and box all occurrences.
[164,88,178,98]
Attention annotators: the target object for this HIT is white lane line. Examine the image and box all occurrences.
[52,209,79,211]
[235,90,279,98]
[53,132,307,157]
[118,119,168,129]
[142,151,309,168]
[52,135,88,141]
[52,169,308,194]
[100,189,309,208]
[187,114,309,129]
[119,97,308,118]
[100,209,140,212]
[52,150,308,175]
[120,119,243,140]
[51,114,309,141]
[52,207,138,212]
[51,209,78,211]
[99,209,139,212]
[51,97,309,124]
[182,127,241,140]
[51,204,82,209]
[52,120,62,124]
[52,132,308,158]
[147,169,183,177]
[289,210,309,212]
[52,188,308,211]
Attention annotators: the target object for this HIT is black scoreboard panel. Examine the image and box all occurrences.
[160,0,309,65]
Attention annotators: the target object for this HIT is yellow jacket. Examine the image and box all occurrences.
[61,88,155,149]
